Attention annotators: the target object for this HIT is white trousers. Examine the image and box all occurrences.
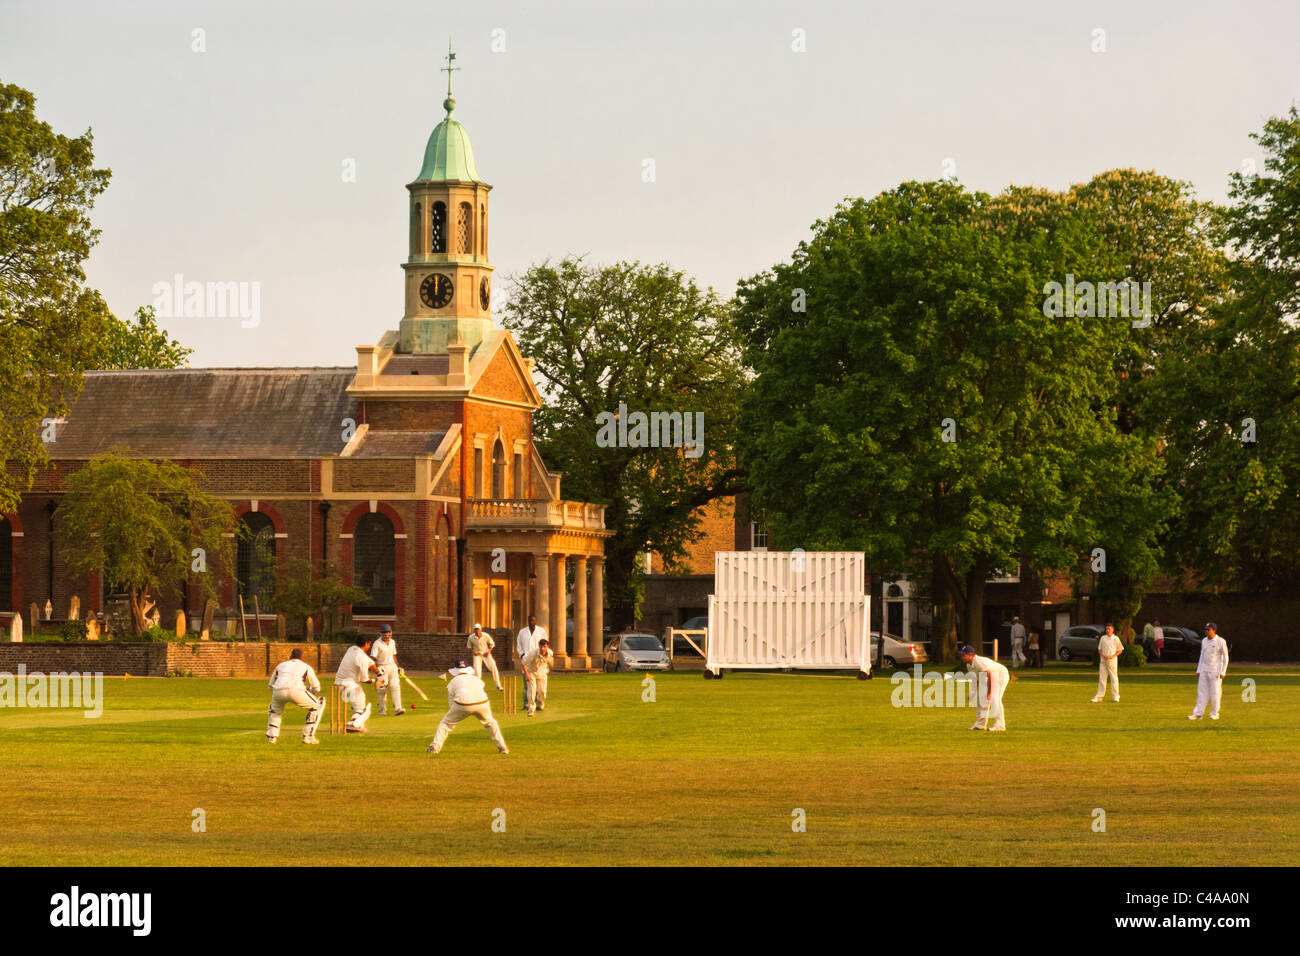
[338,679,371,729]
[267,686,324,741]
[1192,672,1222,717]
[473,651,502,688]
[1096,658,1119,700]
[430,700,508,753]
[525,671,548,713]
[1011,638,1026,667]
[971,675,1007,730]
[376,664,403,714]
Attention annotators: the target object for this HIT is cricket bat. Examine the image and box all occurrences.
[403,675,429,700]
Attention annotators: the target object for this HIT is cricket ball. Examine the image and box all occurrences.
[410,702,417,709]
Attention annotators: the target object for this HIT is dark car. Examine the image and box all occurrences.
[1139,625,1230,662]
[1057,625,1104,662]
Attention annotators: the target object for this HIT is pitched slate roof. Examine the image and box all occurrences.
[48,368,358,459]
[348,430,447,458]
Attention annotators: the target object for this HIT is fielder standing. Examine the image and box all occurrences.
[266,648,324,744]
[426,658,509,755]
[522,637,554,716]
[371,624,405,716]
[467,623,503,691]
[1189,623,1230,721]
[336,635,379,733]
[959,644,1009,731]
[1092,623,1123,702]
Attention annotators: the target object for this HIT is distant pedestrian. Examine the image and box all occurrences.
[1010,617,1027,668]
[1092,623,1122,702]
[1142,620,1155,650]
[1152,620,1165,660]
[1188,623,1229,721]
[1028,628,1042,668]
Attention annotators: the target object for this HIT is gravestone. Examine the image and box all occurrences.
[86,619,101,641]
[44,598,52,620]
[69,596,80,621]
[175,610,186,639]
[10,613,21,643]
[276,614,287,641]
[200,599,216,640]
[30,603,40,632]
[305,617,315,639]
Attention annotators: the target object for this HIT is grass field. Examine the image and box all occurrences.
[1,664,1297,866]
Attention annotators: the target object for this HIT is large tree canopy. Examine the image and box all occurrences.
[1,82,191,514]
[734,180,1172,653]
[500,258,747,627]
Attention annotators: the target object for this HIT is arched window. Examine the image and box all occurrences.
[457,202,472,254]
[236,512,276,609]
[480,204,487,257]
[0,516,12,612]
[431,202,447,254]
[411,202,422,256]
[491,439,506,498]
[353,512,395,614]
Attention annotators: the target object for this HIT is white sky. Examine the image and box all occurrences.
[3,0,1297,367]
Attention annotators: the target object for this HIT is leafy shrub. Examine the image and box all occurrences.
[1119,642,1147,667]
[138,624,178,642]
[59,619,89,642]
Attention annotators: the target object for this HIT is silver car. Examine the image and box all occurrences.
[603,632,672,672]
[870,632,929,668]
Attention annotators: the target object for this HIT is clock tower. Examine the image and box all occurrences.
[399,46,494,354]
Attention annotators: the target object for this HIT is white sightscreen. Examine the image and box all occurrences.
[706,551,871,673]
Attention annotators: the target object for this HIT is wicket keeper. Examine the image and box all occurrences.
[266,648,324,744]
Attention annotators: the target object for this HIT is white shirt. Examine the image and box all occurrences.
[371,637,398,668]
[1010,623,1025,642]
[1098,633,1123,660]
[467,631,494,655]
[337,645,376,684]
[968,654,1008,685]
[1196,635,1229,676]
[1153,626,1164,642]
[446,670,490,706]
[516,624,546,661]
[523,647,554,677]
[269,659,320,693]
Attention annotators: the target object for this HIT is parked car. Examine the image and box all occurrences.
[603,632,672,672]
[1138,625,1231,662]
[665,615,709,656]
[869,632,929,668]
[1056,625,1105,662]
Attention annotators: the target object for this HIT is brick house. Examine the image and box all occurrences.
[0,91,611,668]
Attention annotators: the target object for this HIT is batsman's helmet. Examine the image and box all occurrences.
[454,658,471,670]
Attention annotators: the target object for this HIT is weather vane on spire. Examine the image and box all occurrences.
[442,39,460,104]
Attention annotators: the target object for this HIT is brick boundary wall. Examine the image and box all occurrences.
[0,631,515,678]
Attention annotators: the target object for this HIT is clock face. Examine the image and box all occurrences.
[480,276,491,310]
[419,273,453,309]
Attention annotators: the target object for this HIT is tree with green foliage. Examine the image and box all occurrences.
[94,305,192,370]
[273,557,370,638]
[500,258,748,628]
[56,454,237,635]
[1150,107,1300,591]
[735,180,1172,657]
[1,82,192,514]
[0,81,114,513]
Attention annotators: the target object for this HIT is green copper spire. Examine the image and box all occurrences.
[415,41,482,183]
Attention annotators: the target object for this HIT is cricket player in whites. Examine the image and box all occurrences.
[336,635,379,733]
[1189,623,1230,720]
[267,649,325,744]
[426,658,508,755]
[467,623,503,691]
[522,637,555,716]
[371,624,405,715]
[959,644,1009,731]
[1092,623,1123,702]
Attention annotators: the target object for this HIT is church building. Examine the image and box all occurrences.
[0,80,610,668]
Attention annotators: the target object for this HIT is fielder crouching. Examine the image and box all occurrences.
[267,648,324,744]
[427,658,509,755]
[959,644,1010,731]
